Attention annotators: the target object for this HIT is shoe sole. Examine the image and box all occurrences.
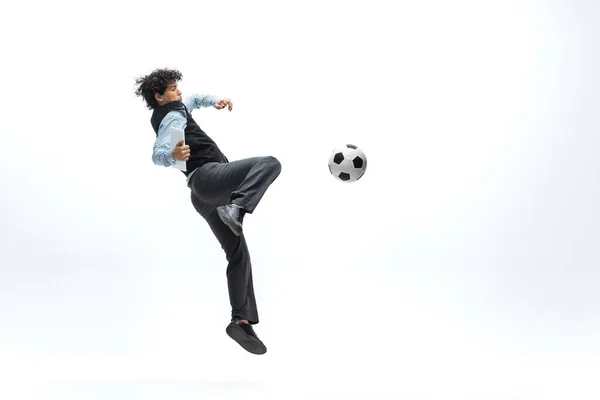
[226,324,267,355]
[217,207,242,236]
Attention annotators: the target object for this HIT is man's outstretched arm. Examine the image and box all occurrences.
[184,94,220,111]
[184,94,233,111]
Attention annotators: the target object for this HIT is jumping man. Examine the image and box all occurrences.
[134,68,281,355]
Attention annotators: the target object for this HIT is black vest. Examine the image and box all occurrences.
[150,101,228,176]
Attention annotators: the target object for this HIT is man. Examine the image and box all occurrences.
[134,68,281,355]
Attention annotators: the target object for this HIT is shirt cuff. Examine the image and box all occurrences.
[168,153,177,165]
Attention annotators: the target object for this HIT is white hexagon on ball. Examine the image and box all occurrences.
[328,144,367,183]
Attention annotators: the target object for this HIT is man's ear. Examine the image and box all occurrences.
[154,93,163,104]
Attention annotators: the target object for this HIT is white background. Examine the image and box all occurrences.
[1,0,599,399]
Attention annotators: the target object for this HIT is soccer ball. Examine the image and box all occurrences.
[328,144,367,182]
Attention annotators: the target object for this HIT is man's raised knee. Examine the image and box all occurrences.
[266,156,281,174]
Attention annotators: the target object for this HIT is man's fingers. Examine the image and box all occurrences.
[216,99,232,111]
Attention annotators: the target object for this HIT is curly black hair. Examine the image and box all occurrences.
[134,68,183,110]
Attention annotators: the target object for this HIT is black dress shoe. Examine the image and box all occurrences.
[217,204,244,236]
[226,319,267,355]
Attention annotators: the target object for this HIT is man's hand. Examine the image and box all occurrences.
[215,98,233,111]
[172,140,190,161]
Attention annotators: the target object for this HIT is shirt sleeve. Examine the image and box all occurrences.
[152,109,187,167]
[183,93,219,111]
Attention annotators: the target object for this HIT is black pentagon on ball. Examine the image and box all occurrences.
[328,164,332,174]
[333,152,344,164]
[353,156,364,169]
[346,144,357,149]
[338,172,351,181]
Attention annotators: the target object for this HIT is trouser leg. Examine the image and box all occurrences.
[191,195,259,324]
[189,156,281,213]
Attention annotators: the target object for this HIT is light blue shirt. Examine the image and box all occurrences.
[152,94,220,181]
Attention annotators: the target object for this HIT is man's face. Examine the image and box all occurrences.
[155,81,182,105]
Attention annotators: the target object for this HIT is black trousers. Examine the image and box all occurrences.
[188,156,282,325]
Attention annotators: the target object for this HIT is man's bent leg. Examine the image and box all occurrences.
[190,156,282,214]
